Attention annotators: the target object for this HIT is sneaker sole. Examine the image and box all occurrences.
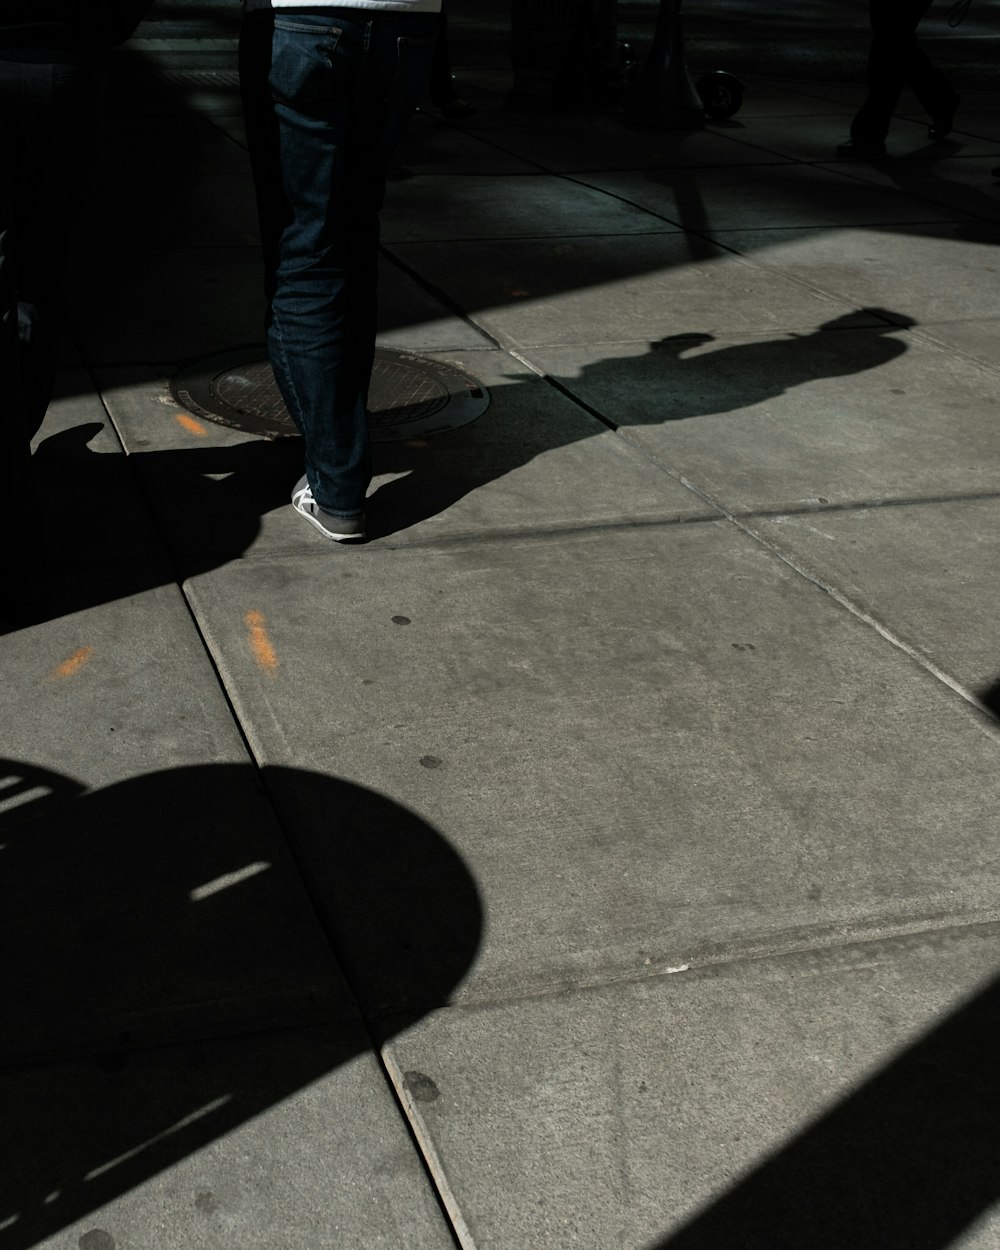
[292,495,366,542]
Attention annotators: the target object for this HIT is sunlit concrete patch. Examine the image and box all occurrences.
[387,234,877,350]
[913,315,1000,370]
[0,584,354,1058]
[528,322,1000,512]
[384,924,1000,1249]
[751,496,1000,699]
[703,223,1000,323]
[0,1026,454,1250]
[185,520,1000,1014]
[99,353,713,558]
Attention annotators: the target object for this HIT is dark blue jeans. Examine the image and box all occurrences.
[240,8,437,519]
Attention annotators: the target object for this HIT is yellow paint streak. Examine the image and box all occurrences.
[176,412,208,437]
[245,610,279,672]
[51,647,94,680]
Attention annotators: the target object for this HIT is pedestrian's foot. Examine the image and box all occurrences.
[291,476,366,542]
[928,92,961,140]
[836,136,887,157]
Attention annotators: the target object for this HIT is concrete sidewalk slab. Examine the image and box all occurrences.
[702,224,1000,328]
[725,113,998,162]
[813,156,1000,223]
[384,923,1000,1250]
[577,162,973,231]
[0,1024,455,1250]
[473,122,792,174]
[916,315,1000,368]
[100,352,714,558]
[528,325,1000,511]
[381,172,673,243]
[0,587,354,1058]
[751,497,1000,697]
[386,236,878,349]
[183,521,1000,1015]
[394,112,543,176]
[10,24,1000,1247]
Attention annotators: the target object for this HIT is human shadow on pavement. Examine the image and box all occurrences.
[1,307,915,630]
[0,418,305,634]
[654,966,1000,1250]
[368,308,915,537]
[0,758,482,1248]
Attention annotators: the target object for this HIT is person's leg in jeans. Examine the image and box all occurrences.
[240,7,437,534]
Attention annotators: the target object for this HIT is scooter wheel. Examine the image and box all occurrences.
[697,71,744,120]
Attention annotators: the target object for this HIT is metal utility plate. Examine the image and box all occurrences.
[169,347,490,443]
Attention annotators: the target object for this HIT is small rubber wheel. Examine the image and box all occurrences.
[697,71,744,120]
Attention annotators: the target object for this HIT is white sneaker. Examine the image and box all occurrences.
[291,476,366,542]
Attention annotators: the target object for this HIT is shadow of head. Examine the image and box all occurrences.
[0,759,482,1247]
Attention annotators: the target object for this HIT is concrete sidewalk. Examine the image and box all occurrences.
[3,28,1000,1250]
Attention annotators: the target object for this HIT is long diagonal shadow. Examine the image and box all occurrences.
[654,964,1000,1250]
[2,304,917,629]
[0,759,483,1247]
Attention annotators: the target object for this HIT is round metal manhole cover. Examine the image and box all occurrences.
[169,347,489,443]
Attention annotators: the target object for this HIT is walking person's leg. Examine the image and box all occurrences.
[842,0,938,151]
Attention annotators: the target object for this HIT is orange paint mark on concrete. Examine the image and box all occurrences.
[176,412,208,437]
[245,610,279,672]
[51,647,94,680]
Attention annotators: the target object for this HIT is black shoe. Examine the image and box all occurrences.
[836,136,887,157]
[928,93,960,141]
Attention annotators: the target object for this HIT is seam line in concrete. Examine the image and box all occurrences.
[97,361,467,1246]
[382,1049,480,1250]
[424,912,1000,1017]
[181,596,467,1249]
[494,345,1000,731]
[623,427,1000,731]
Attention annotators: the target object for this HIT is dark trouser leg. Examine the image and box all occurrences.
[851,0,937,141]
[241,8,437,519]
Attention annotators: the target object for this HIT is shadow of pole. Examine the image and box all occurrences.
[0,758,483,1247]
[653,963,1000,1250]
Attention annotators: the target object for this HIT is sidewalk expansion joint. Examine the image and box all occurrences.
[432,911,1000,1018]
